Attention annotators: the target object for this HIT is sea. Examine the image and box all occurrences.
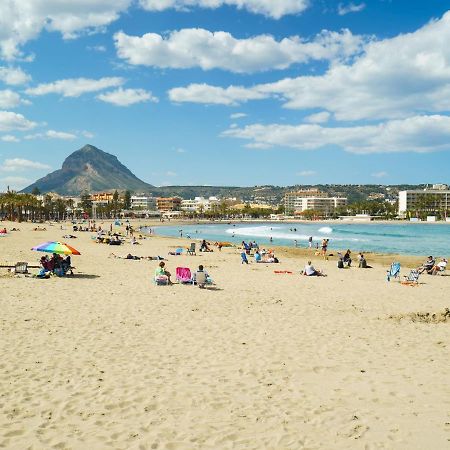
[149,222,450,256]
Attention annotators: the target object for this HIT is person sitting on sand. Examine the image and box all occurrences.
[254,250,262,263]
[430,258,447,275]
[302,261,326,276]
[357,253,370,268]
[343,249,352,267]
[417,256,436,274]
[200,239,212,252]
[155,261,173,284]
[192,265,210,288]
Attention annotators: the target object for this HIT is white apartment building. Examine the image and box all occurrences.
[130,195,156,210]
[284,190,347,216]
[398,186,450,216]
[180,196,219,213]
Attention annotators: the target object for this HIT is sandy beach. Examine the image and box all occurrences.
[1,220,449,449]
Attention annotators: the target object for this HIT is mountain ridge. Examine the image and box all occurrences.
[22,144,154,195]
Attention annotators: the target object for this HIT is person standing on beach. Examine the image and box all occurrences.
[321,239,329,259]
[309,236,313,248]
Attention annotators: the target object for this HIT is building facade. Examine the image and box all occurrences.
[91,192,114,202]
[130,195,156,210]
[156,197,182,212]
[398,186,450,216]
[284,190,347,216]
[180,196,219,213]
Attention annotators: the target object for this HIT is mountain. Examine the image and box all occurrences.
[22,144,153,195]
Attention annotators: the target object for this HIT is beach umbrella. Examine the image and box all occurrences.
[32,241,81,255]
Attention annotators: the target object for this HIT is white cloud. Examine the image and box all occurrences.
[166,171,177,176]
[81,130,95,139]
[24,130,77,140]
[0,90,26,109]
[297,170,316,176]
[338,2,365,15]
[230,113,247,119]
[0,66,31,85]
[0,176,30,188]
[371,171,388,178]
[0,158,50,172]
[0,0,132,59]
[175,147,186,153]
[173,12,450,122]
[87,45,107,52]
[0,111,37,132]
[115,28,366,73]
[1,135,20,143]
[304,111,331,123]
[169,83,268,105]
[97,87,158,106]
[25,77,125,98]
[139,0,309,19]
[223,115,450,154]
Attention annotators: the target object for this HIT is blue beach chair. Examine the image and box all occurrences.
[387,262,401,281]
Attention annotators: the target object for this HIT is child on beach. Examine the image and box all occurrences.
[155,261,173,284]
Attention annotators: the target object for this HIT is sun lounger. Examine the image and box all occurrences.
[401,269,420,286]
[187,243,196,255]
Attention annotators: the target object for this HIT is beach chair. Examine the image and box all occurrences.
[154,275,169,286]
[401,269,420,286]
[387,262,401,281]
[176,267,192,284]
[187,243,196,255]
[14,262,29,274]
[241,252,249,264]
[193,271,214,288]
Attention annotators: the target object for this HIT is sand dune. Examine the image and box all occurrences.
[1,221,449,449]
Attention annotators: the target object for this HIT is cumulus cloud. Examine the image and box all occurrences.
[297,170,316,176]
[0,66,31,85]
[338,2,365,15]
[139,0,309,19]
[0,158,50,172]
[223,115,450,154]
[169,83,268,105]
[304,111,331,123]
[0,90,27,109]
[0,111,36,132]
[115,28,366,73]
[97,87,158,106]
[1,135,20,143]
[25,77,125,98]
[171,12,450,122]
[24,130,77,140]
[0,0,132,59]
[0,176,30,188]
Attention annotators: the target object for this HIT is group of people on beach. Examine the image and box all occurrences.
[38,253,72,278]
[417,256,447,275]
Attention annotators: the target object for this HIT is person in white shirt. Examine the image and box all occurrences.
[303,261,325,276]
[431,258,447,275]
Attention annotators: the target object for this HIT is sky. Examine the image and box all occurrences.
[0,0,450,191]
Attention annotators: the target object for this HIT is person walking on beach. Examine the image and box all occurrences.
[308,236,313,248]
[321,239,329,260]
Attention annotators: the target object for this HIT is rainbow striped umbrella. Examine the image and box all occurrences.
[32,241,81,255]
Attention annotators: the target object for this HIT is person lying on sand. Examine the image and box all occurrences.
[302,261,326,276]
[109,253,166,260]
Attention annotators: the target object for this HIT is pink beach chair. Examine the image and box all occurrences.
[176,267,193,284]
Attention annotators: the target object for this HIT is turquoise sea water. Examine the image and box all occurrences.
[152,222,450,256]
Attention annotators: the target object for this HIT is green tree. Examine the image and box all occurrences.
[31,187,41,196]
[124,190,132,209]
[80,191,93,216]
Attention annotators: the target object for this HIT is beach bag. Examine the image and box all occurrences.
[337,260,344,269]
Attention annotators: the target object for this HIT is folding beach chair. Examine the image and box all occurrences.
[401,269,420,286]
[176,267,192,284]
[193,271,214,288]
[187,243,196,255]
[154,275,169,286]
[387,262,401,281]
[14,262,28,274]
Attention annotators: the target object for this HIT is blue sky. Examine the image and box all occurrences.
[0,0,449,191]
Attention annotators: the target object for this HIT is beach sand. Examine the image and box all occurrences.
[1,220,449,449]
